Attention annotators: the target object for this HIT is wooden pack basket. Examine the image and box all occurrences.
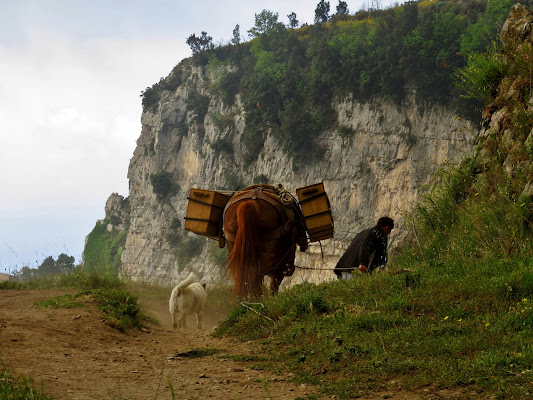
[184,188,230,238]
[296,182,334,242]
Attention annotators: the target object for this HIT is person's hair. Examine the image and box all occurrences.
[377,216,394,229]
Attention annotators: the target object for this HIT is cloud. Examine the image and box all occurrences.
[0,29,189,210]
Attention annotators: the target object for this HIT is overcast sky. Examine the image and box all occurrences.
[0,0,399,272]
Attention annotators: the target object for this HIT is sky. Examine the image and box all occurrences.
[0,0,399,273]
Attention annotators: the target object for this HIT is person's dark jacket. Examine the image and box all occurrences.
[334,225,388,277]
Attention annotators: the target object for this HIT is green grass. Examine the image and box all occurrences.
[214,259,533,399]
[0,362,53,399]
[33,288,143,333]
[213,152,533,399]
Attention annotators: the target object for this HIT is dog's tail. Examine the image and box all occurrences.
[177,272,197,291]
[169,272,197,312]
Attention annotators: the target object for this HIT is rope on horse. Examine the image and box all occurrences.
[274,183,297,206]
[294,265,353,271]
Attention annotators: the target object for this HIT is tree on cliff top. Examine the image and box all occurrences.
[186,31,214,54]
[248,9,286,38]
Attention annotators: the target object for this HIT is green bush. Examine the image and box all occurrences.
[210,138,234,155]
[456,45,507,101]
[175,237,205,270]
[150,171,179,200]
[0,366,54,399]
[83,222,126,277]
[186,92,210,122]
[208,240,227,266]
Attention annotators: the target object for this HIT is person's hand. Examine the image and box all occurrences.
[358,264,368,273]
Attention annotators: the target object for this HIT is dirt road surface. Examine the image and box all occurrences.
[0,289,315,400]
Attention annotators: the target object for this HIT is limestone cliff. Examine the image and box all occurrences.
[107,62,479,286]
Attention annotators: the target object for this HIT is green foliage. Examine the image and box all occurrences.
[222,172,244,191]
[83,222,127,276]
[175,237,205,271]
[252,174,269,184]
[210,111,236,132]
[2,269,124,291]
[35,288,142,333]
[186,31,214,54]
[210,138,234,155]
[460,0,515,55]
[186,92,210,122]
[216,70,241,104]
[314,0,330,23]
[248,10,286,38]
[166,217,183,247]
[0,365,54,399]
[150,171,179,200]
[215,253,533,398]
[35,294,84,309]
[337,124,355,138]
[208,240,227,266]
[14,253,77,280]
[86,288,142,332]
[140,67,191,112]
[456,45,507,101]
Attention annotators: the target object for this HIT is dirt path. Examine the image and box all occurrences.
[0,290,315,400]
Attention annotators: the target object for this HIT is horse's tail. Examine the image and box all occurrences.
[227,200,261,297]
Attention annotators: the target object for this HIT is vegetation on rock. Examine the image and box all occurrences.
[141,0,533,165]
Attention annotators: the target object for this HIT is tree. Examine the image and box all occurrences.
[15,266,36,281]
[38,256,56,275]
[231,24,241,45]
[56,253,75,273]
[247,9,286,38]
[314,1,330,24]
[186,31,214,54]
[336,1,349,15]
[288,12,299,28]
[150,171,177,200]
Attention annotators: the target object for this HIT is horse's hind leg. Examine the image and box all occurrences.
[269,271,285,295]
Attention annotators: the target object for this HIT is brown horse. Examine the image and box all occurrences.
[222,185,308,298]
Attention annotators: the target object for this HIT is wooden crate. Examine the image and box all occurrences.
[184,188,230,238]
[296,183,334,242]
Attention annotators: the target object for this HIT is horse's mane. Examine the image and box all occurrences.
[227,200,261,297]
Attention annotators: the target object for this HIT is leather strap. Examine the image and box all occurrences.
[223,186,291,242]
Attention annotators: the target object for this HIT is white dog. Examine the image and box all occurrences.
[169,272,207,330]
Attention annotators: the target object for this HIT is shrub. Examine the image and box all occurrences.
[150,171,179,200]
[186,92,210,122]
[210,138,234,155]
[455,45,507,101]
[83,223,126,277]
[175,237,205,270]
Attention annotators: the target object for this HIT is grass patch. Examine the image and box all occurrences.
[35,294,84,309]
[0,363,53,399]
[214,264,533,398]
[218,354,268,362]
[0,270,125,291]
[30,287,143,333]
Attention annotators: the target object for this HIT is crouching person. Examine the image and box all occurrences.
[334,217,394,279]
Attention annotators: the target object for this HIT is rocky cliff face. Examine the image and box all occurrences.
[106,58,479,287]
